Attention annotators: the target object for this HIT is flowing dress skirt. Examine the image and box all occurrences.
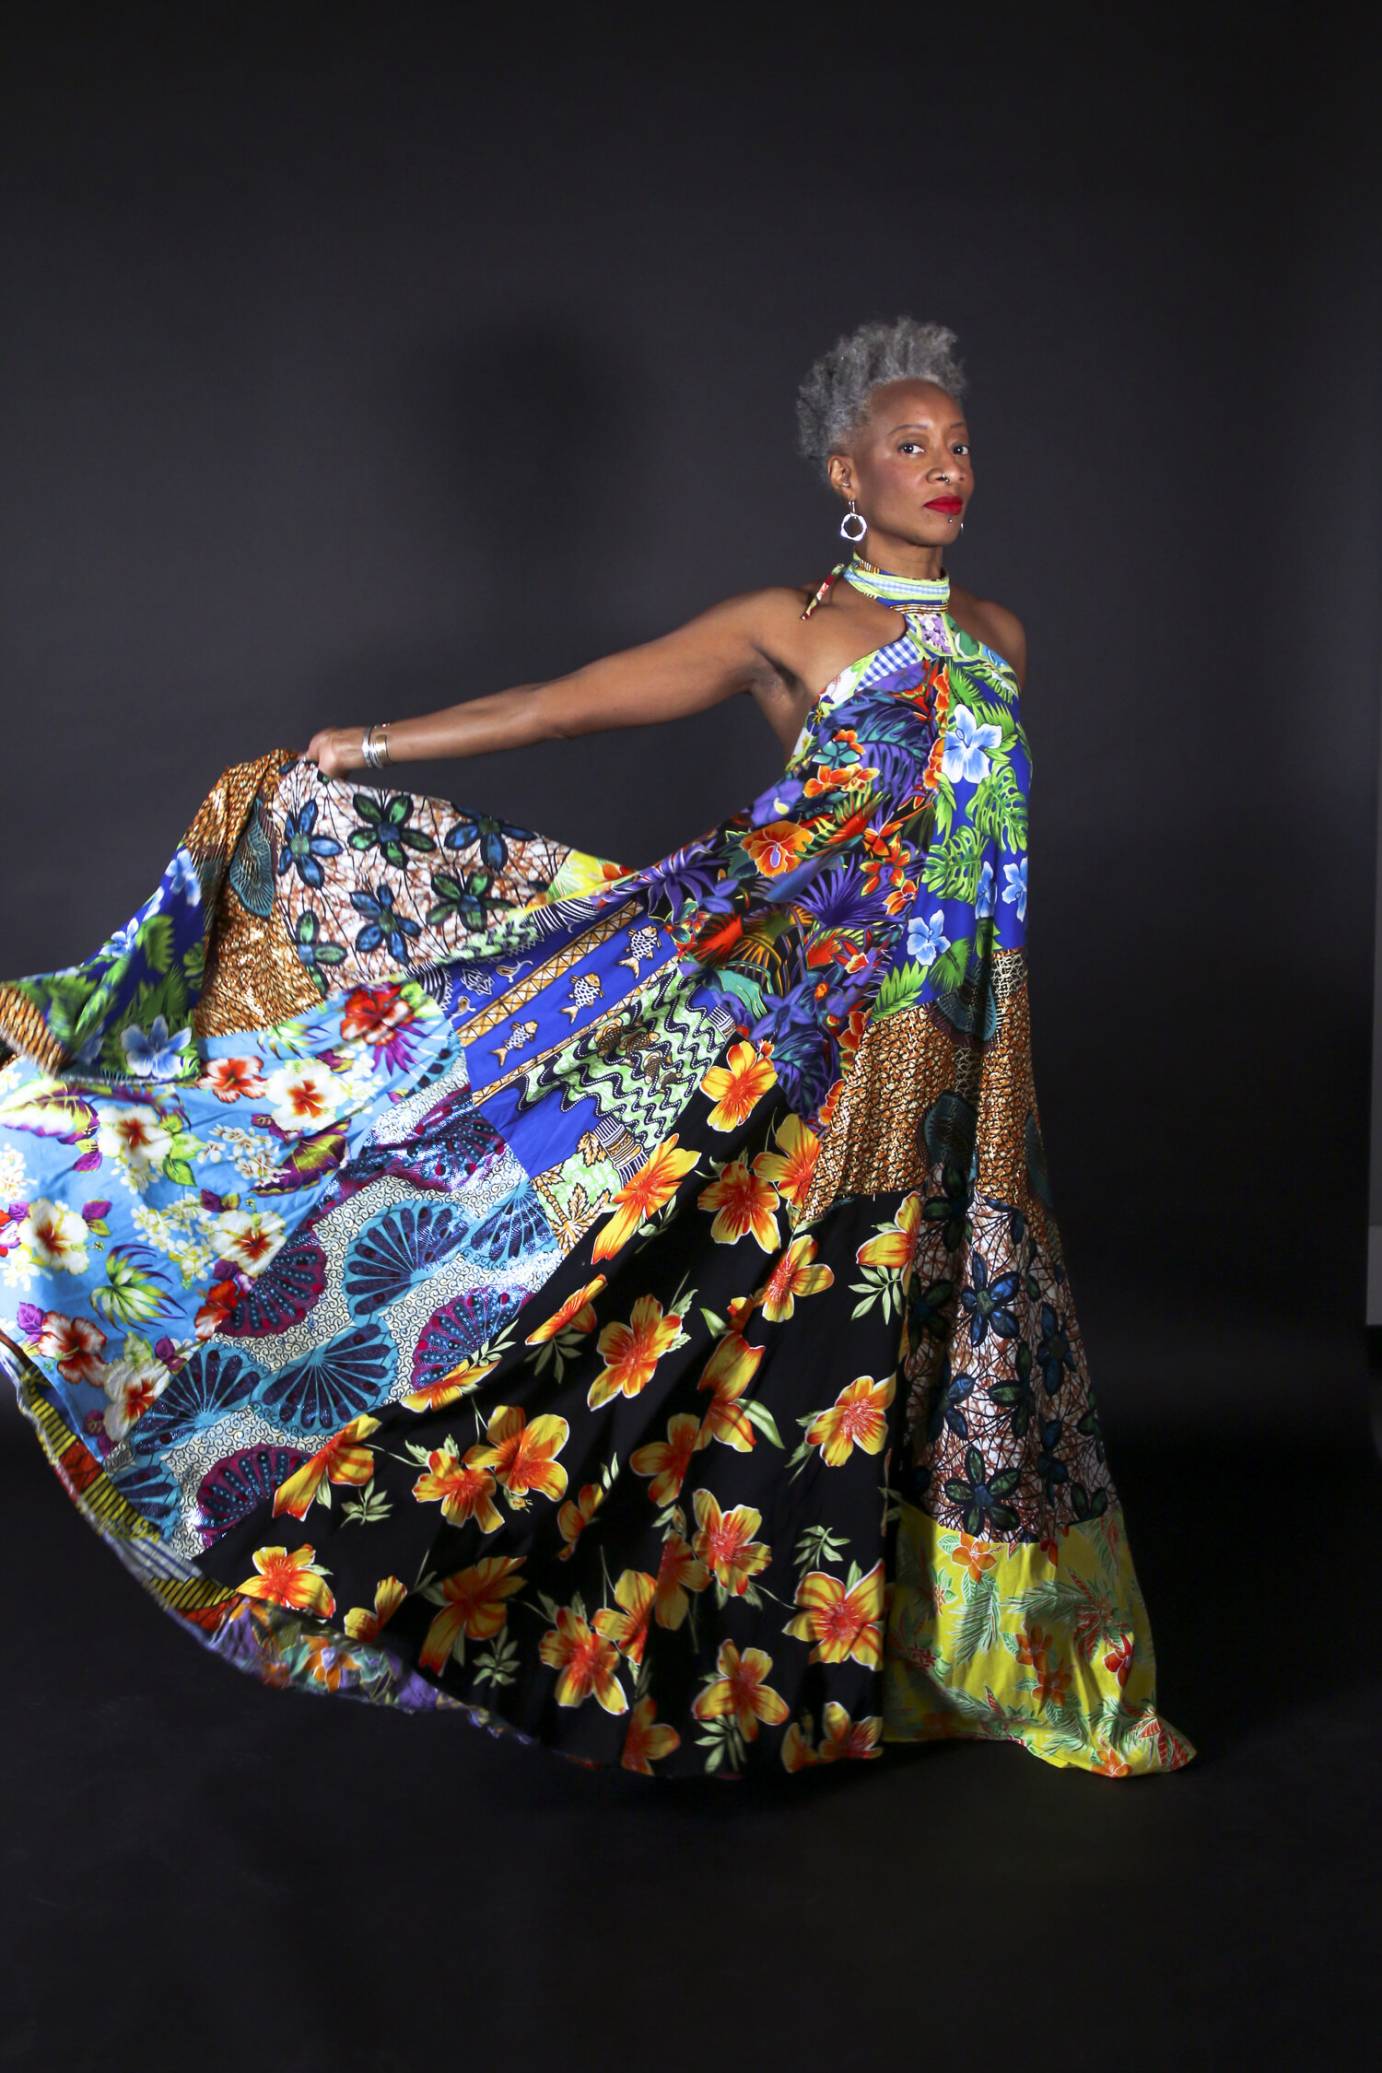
[0,607,1196,1780]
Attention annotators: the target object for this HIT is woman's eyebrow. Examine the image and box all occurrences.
[889,420,967,433]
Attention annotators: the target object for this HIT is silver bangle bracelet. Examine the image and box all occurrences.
[360,723,391,770]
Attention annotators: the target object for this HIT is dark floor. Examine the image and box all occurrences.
[3,1348,1378,2073]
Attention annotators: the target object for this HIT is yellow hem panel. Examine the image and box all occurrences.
[882,1497,1197,1777]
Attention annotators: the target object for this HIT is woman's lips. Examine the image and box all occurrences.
[925,497,963,513]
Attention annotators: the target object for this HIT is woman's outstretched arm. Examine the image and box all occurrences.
[302,589,785,777]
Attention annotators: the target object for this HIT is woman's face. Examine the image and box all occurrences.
[828,379,973,548]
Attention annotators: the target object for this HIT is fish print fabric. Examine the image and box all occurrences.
[0,593,1196,1782]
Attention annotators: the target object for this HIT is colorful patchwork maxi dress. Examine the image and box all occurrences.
[0,557,1197,1781]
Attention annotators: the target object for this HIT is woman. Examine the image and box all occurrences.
[0,316,1195,1781]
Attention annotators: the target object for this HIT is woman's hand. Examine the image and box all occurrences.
[302,727,372,779]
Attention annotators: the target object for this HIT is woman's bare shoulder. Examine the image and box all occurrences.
[953,582,1028,688]
[731,577,884,650]
[703,580,826,628]
[681,580,844,678]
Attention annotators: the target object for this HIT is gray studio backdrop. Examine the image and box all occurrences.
[1373,728,1382,1329]
[1,15,1377,1437]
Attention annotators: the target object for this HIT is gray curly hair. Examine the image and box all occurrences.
[795,316,967,484]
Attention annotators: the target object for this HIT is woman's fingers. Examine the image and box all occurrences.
[302,728,366,779]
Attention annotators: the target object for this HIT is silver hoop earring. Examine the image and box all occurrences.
[839,499,867,542]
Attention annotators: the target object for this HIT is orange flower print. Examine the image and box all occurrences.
[855,1192,924,1272]
[538,1607,629,1713]
[948,1532,999,1583]
[199,1055,267,1102]
[556,1480,605,1560]
[724,1292,757,1333]
[400,1352,499,1411]
[785,1560,885,1668]
[1015,1623,1056,1670]
[340,983,414,1044]
[750,1112,821,1205]
[835,1004,870,1070]
[652,1529,710,1629]
[302,1635,361,1691]
[1103,1632,1136,1687]
[740,819,813,875]
[464,1404,570,1507]
[1034,1654,1073,1707]
[420,1555,526,1673]
[235,1543,336,1619]
[691,1488,771,1595]
[591,1133,700,1263]
[692,1639,790,1740]
[753,1234,834,1323]
[1093,1742,1133,1778]
[593,1568,656,1664]
[630,1412,700,1506]
[524,1273,607,1344]
[780,1703,882,1770]
[272,1413,381,1519]
[859,828,911,897]
[697,1156,780,1251]
[694,1330,765,1452]
[804,1373,895,1466]
[780,1718,819,1771]
[411,1448,503,1533]
[801,731,879,798]
[816,1702,883,1762]
[589,1294,686,1411]
[620,1695,682,1773]
[699,1040,778,1131]
[344,1574,407,1642]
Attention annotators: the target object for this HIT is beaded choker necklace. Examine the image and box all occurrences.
[800,550,950,620]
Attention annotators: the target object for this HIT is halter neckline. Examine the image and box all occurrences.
[840,551,950,613]
[798,551,951,624]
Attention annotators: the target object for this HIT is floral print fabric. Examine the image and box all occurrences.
[0,600,1195,1781]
